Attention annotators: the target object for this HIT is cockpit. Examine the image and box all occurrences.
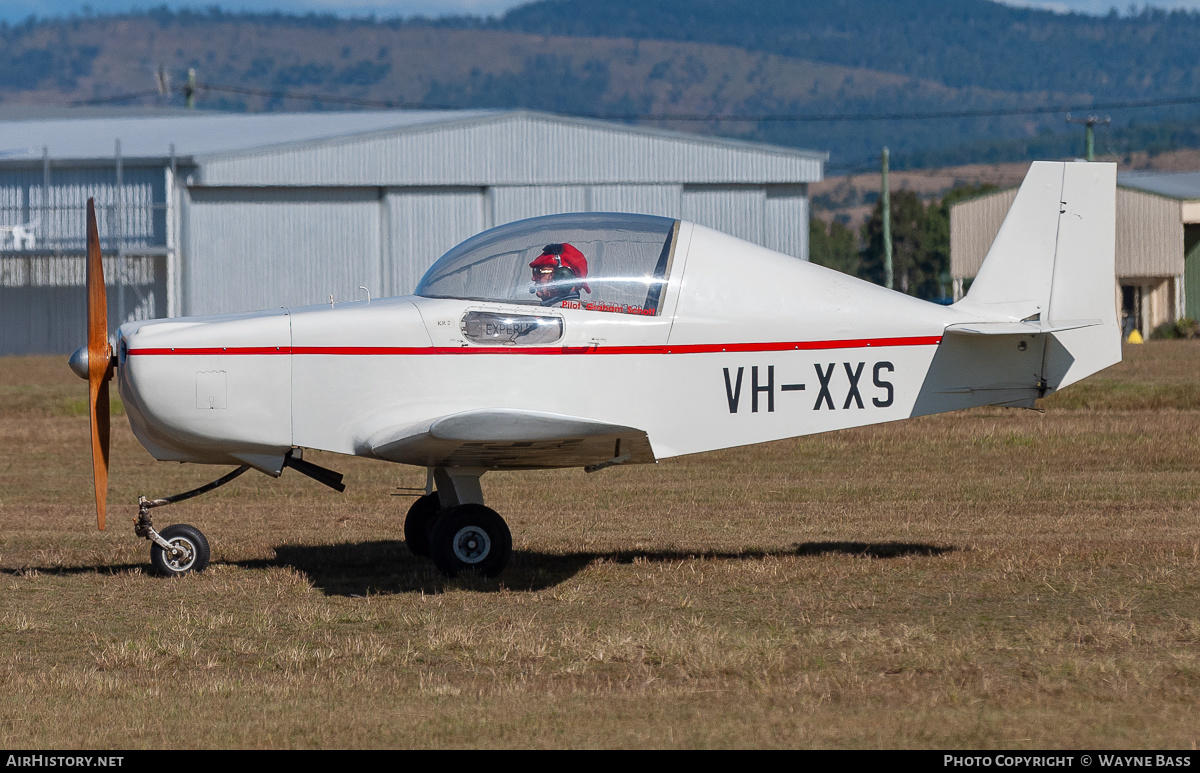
[415,213,680,317]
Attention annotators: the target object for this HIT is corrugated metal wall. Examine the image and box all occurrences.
[0,255,165,354]
[1118,189,1184,278]
[681,185,764,245]
[949,189,1017,279]
[183,187,381,315]
[491,185,589,227]
[385,188,486,296]
[199,113,825,188]
[179,180,817,309]
[588,184,681,218]
[0,167,166,251]
[764,185,810,260]
[2,166,171,354]
[385,182,810,295]
[951,187,1184,280]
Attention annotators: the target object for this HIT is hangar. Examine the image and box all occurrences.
[950,169,1200,338]
[0,109,826,355]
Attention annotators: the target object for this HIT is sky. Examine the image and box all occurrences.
[4,0,1200,24]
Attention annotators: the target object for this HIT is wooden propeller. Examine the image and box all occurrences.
[86,198,113,530]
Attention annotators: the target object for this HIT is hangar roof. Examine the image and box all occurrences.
[0,109,497,162]
[196,111,825,186]
[0,109,827,187]
[1117,171,1200,201]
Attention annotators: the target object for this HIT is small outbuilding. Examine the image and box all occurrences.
[0,108,825,354]
[950,169,1200,337]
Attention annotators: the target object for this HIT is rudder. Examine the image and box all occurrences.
[952,161,1119,393]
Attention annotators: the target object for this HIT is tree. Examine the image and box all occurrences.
[924,183,998,301]
[859,189,937,298]
[857,183,1000,301]
[809,218,859,277]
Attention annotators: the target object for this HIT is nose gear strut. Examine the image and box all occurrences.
[134,465,250,575]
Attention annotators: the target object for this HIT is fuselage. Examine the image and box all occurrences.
[115,221,1025,475]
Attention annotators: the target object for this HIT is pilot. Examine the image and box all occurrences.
[529,243,591,307]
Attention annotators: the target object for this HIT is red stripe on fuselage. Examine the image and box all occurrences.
[127,336,942,357]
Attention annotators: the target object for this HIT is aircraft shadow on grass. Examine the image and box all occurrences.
[0,541,953,596]
[231,539,957,597]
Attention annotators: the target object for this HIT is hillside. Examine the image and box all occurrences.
[0,11,1090,164]
[495,0,1200,100]
[2,2,1200,165]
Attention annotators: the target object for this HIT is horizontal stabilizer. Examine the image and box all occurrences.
[364,409,655,470]
[944,319,1102,336]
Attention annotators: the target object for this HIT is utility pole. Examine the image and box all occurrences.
[184,68,197,109]
[155,64,171,104]
[1066,114,1110,161]
[882,146,893,290]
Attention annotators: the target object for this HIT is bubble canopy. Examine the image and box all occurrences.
[415,213,680,316]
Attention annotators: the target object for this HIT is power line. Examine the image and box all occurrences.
[590,95,1200,123]
[72,81,1200,123]
[198,82,441,110]
[72,82,448,110]
[71,89,164,106]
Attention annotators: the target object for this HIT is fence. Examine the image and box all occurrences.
[1,156,173,354]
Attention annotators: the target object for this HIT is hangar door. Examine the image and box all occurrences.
[386,188,486,296]
[183,188,382,316]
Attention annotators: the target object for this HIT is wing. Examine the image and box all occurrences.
[363,409,656,470]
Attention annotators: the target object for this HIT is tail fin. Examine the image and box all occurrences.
[952,161,1120,392]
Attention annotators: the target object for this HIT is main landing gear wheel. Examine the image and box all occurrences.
[404,493,442,557]
[150,523,211,577]
[430,504,512,578]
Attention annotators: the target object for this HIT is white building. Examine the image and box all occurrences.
[0,109,826,354]
[951,169,1200,338]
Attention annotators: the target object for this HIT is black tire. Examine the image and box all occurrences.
[429,504,512,578]
[404,493,442,557]
[150,524,210,577]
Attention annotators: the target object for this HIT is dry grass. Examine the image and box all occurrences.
[1,343,1198,749]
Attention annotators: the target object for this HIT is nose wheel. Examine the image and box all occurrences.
[149,523,211,577]
[134,465,249,577]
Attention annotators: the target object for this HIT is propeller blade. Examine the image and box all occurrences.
[86,198,112,531]
[90,367,110,531]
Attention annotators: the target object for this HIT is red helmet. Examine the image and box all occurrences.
[529,243,591,294]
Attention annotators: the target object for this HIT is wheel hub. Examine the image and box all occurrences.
[451,526,491,564]
[165,538,196,572]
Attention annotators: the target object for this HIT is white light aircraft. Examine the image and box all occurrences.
[70,161,1118,578]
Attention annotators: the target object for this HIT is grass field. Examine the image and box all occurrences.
[1,344,1198,749]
